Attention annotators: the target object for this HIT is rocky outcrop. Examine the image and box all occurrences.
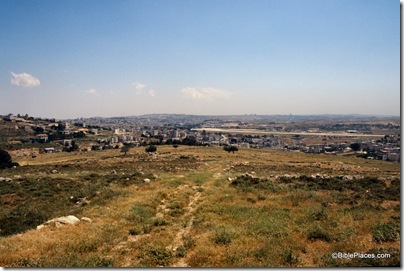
[36,215,90,230]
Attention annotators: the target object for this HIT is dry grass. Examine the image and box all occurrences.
[0,145,400,267]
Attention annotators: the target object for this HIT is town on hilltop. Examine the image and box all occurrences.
[1,113,400,162]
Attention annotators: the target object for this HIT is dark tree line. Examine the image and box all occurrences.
[0,149,19,169]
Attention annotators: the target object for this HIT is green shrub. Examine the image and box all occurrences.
[175,245,187,258]
[152,218,169,227]
[183,235,196,249]
[129,227,142,235]
[214,228,233,245]
[282,248,300,266]
[142,244,173,266]
[0,205,49,236]
[310,208,327,221]
[230,175,278,193]
[307,225,332,242]
[257,194,266,201]
[142,223,153,234]
[168,201,184,217]
[194,178,205,185]
[128,205,155,223]
[372,222,399,243]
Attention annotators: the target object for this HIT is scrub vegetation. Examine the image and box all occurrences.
[0,145,400,267]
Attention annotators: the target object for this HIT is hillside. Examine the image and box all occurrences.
[0,145,400,267]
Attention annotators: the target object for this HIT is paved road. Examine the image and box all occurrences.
[192,128,385,138]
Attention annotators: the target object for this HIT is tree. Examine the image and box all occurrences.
[223,145,238,154]
[121,144,132,155]
[71,140,79,151]
[182,136,197,146]
[34,126,44,133]
[0,149,19,169]
[145,145,157,153]
[73,131,86,138]
[57,122,66,131]
[350,143,361,151]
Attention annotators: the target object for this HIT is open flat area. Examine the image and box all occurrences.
[0,145,400,267]
[194,127,386,138]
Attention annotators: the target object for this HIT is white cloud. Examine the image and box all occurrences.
[133,82,156,97]
[10,72,40,88]
[134,82,146,94]
[181,87,233,100]
[85,88,100,96]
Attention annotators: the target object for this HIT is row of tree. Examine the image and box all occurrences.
[121,143,238,155]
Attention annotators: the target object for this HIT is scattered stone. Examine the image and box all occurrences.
[144,178,151,183]
[37,215,81,229]
[36,225,45,230]
[243,173,254,178]
[4,177,12,182]
[111,170,117,174]
[76,197,89,206]
[51,169,58,174]
[81,217,92,223]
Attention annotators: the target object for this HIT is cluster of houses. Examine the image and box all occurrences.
[191,132,285,149]
[36,126,400,162]
[286,137,400,162]
[2,114,399,162]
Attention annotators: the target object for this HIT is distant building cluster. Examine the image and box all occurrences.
[1,113,400,163]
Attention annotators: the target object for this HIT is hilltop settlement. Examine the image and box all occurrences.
[0,113,400,162]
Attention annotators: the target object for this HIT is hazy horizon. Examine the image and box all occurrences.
[0,0,400,119]
[2,112,400,121]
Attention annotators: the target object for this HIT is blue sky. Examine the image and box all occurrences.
[0,0,400,118]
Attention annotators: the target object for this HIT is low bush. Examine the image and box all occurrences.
[310,207,327,221]
[307,224,332,242]
[141,244,173,266]
[175,245,187,258]
[214,228,233,245]
[230,175,278,193]
[282,248,300,267]
[372,222,400,243]
[167,201,184,217]
[128,204,155,223]
[129,227,142,235]
[152,218,169,227]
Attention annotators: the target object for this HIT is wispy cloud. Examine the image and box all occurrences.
[10,72,40,88]
[133,82,156,97]
[85,88,100,96]
[181,87,233,100]
[134,82,146,94]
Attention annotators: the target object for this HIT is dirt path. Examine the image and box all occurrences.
[167,188,202,267]
[111,182,205,267]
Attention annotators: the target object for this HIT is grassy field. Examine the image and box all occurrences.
[0,145,400,267]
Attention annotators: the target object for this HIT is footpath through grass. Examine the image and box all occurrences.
[0,146,400,267]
